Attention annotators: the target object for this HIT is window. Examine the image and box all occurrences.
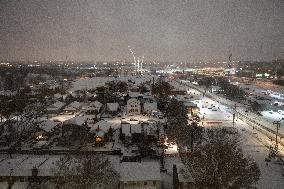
[144,181,147,185]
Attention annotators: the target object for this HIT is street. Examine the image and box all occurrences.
[172,80,284,189]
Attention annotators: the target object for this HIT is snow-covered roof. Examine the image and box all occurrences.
[96,130,105,137]
[63,101,83,111]
[12,157,48,176]
[144,102,157,110]
[89,120,111,133]
[63,106,77,111]
[131,123,142,134]
[69,101,82,109]
[127,98,141,106]
[39,120,60,132]
[63,116,86,126]
[121,122,141,136]
[47,101,65,111]
[84,101,103,111]
[106,103,119,112]
[0,90,17,96]
[128,92,142,98]
[0,155,78,177]
[121,122,131,136]
[118,162,160,181]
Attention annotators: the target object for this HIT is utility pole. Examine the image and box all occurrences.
[232,104,237,125]
[273,121,281,151]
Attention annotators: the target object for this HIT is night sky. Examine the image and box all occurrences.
[0,0,283,62]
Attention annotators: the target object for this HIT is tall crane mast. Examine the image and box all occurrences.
[128,46,137,74]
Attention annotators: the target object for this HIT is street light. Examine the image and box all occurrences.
[273,121,281,151]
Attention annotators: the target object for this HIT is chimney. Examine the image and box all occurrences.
[32,167,38,177]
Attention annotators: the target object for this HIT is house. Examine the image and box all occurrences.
[106,103,120,116]
[53,93,67,100]
[117,162,161,189]
[0,156,87,189]
[121,120,143,143]
[63,101,83,114]
[89,120,114,143]
[94,129,105,143]
[126,98,141,115]
[83,100,103,114]
[63,116,87,126]
[46,101,65,114]
[61,116,88,145]
[142,122,158,138]
[35,120,61,140]
[0,156,60,189]
[183,102,200,116]
[143,101,158,115]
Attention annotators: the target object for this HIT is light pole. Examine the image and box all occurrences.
[273,121,281,151]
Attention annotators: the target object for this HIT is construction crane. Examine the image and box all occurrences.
[128,46,137,74]
[227,53,232,82]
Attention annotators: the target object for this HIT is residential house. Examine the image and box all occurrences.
[126,98,141,115]
[117,162,161,189]
[143,102,158,115]
[46,101,65,114]
[34,120,61,141]
[89,120,113,143]
[63,101,83,114]
[61,116,88,145]
[106,103,120,116]
[83,100,103,114]
[183,102,200,116]
[121,120,142,143]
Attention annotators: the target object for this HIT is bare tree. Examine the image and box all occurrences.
[53,155,119,189]
[183,128,260,189]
